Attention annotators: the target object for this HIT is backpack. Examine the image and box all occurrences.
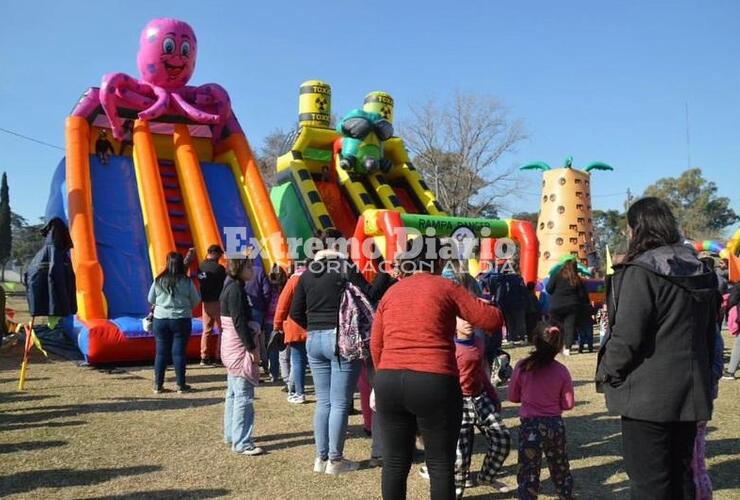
[336,274,375,361]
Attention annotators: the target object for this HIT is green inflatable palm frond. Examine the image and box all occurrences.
[584,161,614,172]
[519,161,551,171]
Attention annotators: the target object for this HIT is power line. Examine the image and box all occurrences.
[0,126,64,151]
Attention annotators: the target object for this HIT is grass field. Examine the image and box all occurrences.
[1,298,738,499]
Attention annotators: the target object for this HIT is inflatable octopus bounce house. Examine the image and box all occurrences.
[45,18,288,364]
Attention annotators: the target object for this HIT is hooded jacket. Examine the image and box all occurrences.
[25,218,77,317]
[289,250,394,332]
[596,244,719,422]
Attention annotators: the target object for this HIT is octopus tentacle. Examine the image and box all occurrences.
[100,72,153,139]
[116,88,156,109]
[171,91,219,124]
[175,84,232,140]
[137,85,170,121]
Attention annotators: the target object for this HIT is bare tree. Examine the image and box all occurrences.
[402,92,526,217]
[255,128,294,187]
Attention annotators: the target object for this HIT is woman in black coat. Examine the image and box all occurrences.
[545,259,589,355]
[596,197,719,500]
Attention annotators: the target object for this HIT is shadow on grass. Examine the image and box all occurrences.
[0,397,222,425]
[707,437,740,459]
[0,376,50,384]
[2,419,87,432]
[709,457,740,491]
[89,488,231,499]
[184,373,229,384]
[0,393,59,406]
[0,440,67,454]
[0,465,161,496]
[263,438,315,452]
[258,430,313,442]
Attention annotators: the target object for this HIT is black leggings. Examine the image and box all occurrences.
[375,369,463,500]
[550,306,580,349]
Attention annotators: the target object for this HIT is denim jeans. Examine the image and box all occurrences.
[290,341,308,396]
[153,317,191,388]
[578,323,594,351]
[307,329,361,461]
[279,347,291,383]
[224,374,256,452]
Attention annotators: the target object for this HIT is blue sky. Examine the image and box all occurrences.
[1,0,738,233]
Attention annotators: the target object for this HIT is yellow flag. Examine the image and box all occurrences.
[605,245,615,276]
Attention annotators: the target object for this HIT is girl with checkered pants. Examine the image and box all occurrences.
[508,323,575,499]
[453,318,512,498]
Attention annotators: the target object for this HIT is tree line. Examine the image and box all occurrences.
[0,172,44,282]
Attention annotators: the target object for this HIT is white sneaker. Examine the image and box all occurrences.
[479,477,511,493]
[288,394,306,404]
[313,457,328,473]
[562,348,571,356]
[325,458,360,475]
[237,446,264,456]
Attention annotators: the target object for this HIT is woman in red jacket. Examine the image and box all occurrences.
[272,262,309,403]
[371,236,504,500]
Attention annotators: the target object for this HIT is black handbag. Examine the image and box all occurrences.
[266,329,285,352]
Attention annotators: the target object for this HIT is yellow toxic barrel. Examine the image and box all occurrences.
[298,80,332,128]
[363,91,394,123]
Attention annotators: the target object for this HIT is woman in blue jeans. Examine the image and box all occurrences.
[220,257,264,456]
[290,229,393,475]
[148,252,200,393]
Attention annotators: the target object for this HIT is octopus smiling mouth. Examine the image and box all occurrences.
[164,61,185,78]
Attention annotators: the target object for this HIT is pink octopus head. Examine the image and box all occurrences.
[136,18,197,89]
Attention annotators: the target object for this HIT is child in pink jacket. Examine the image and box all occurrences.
[509,322,575,500]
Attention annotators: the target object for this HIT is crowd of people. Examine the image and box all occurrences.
[144,198,738,500]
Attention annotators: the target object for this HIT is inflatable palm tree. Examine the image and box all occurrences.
[520,157,613,280]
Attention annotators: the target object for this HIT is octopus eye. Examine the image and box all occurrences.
[162,37,176,54]
[181,41,191,57]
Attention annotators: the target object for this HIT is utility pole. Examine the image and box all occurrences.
[626,188,633,209]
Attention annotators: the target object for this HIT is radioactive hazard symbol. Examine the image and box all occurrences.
[380,105,392,119]
[315,96,328,112]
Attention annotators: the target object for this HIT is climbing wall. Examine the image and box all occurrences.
[536,167,594,280]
